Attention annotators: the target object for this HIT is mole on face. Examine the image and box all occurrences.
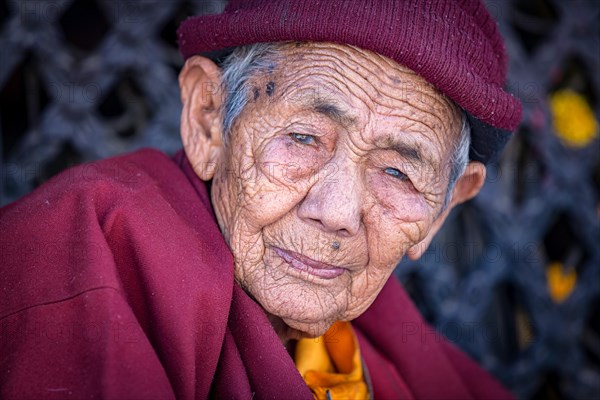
[266,81,275,96]
[253,87,260,100]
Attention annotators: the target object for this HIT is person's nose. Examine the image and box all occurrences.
[297,159,362,237]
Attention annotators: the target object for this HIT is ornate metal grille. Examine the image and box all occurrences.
[1,1,598,398]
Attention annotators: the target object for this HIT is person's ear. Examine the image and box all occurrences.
[179,55,224,181]
[406,161,486,260]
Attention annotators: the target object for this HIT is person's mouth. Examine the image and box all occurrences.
[272,247,346,279]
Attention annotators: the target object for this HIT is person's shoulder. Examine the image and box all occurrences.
[46,147,180,198]
[1,148,182,217]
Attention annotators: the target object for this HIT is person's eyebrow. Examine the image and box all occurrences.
[378,135,438,171]
[389,142,423,164]
[286,88,357,129]
[311,100,357,129]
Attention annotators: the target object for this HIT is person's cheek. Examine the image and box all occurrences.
[261,133,330,182]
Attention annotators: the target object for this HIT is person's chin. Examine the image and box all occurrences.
[286,319,333,339]
[276,302,340,336]
[256,293,338,337]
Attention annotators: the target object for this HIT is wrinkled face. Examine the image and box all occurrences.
[211,43,462,337]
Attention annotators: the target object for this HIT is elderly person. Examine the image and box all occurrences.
[0,0,521,399]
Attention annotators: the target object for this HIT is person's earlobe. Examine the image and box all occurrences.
[179,55,224,181]
[406,161,486,261]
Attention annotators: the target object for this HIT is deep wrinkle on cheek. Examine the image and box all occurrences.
[368,172,429,223]
[255,134,317,187]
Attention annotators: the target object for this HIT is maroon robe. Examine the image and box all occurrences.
[0,149,513,399]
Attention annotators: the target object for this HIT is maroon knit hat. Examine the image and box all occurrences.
[178,0,522,164]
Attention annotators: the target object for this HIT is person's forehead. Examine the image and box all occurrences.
[276,42,448,99]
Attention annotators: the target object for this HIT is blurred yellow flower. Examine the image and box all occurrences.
[546,262,577,303]
[549,89,598,148]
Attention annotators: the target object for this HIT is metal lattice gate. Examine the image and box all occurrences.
[1,1,599,399]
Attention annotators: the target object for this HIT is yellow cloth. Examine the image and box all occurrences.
[295,321,369,400]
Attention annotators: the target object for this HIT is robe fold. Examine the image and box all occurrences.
[0,149,513,399]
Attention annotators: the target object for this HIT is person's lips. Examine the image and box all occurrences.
[272,247,346,279]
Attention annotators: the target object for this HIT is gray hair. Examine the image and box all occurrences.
[219,43,471,208]
[220,43,281,141]
[443,113,471,210]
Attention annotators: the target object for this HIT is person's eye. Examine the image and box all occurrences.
[289,132,316,145]
[384,167,409,181]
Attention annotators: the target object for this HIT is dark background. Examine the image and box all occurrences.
[1,1,599,398]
